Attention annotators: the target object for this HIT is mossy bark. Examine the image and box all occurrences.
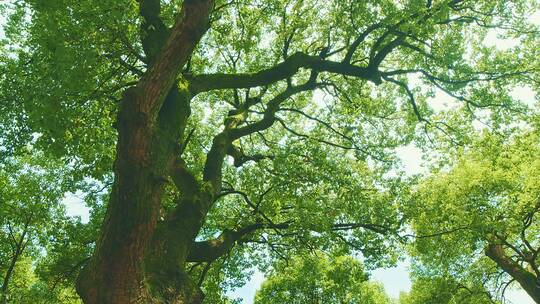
[76,83,216,303]
[76,86,198,303]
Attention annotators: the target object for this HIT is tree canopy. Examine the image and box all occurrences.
[399,276,498,304]
[405,127,540,302]
[0,0,539,303]
[255,252,392,304]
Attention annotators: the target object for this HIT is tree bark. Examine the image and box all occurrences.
[486,243,540,303]
[76,1,213,303]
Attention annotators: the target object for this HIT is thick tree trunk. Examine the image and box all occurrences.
[76,1,213,303]
[486,243,540,303]
[76,88,187,303]
[77,87,210,304]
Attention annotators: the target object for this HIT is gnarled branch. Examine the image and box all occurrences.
[186,52,379,95]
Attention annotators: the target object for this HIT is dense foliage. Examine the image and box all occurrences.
[0,154,83,303]
[405,128,540,302]
[255,253,392,304]
[0,0,539,303]
[399,276,498,304]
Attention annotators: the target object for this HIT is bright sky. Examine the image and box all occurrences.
[2,6,539,304]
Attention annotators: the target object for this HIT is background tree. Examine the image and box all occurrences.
[399,276,498,304]
[254,252,392,304]
[405,128,540,302]
[0,0,539,303]
[0,153,84,303]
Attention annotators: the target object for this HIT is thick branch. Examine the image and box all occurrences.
[136,0,214,119]
[187,52,379,94]
[171,159,200,197]
[368,35,405,70]
[343,22,384,63]
[138,0,169,62]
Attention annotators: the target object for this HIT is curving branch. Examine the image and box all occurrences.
[342,22,384,64]
[202,76,320,187]
[187,222,289,262]
[279,107,353,142]
[229,78,319,140]
[383,75,463,145]
[273,116,382,160]
[485,243,540,303]
[187,218,400,263]
[382,68,536,110]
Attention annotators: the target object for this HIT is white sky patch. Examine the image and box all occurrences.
[483,29,520,50]
[511,85,537,107]
[62,191,90,223]
[528,10,540,26]
[470,108,491,131]
[372,260,412,300]
[506,285,536,304]
[407,73,459,113]
[312,88,325,108]
[0,10,8,42]
[430,87,460,113]
[395,144,425,176]
[482,7,540,51]
[228,269,265,304]
[0,18,5,40]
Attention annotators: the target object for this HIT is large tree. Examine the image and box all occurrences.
[1,0,539,303]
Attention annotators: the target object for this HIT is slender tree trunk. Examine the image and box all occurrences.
[1,227,27,304]
[144,195,212,303]
[486,243,540,303]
